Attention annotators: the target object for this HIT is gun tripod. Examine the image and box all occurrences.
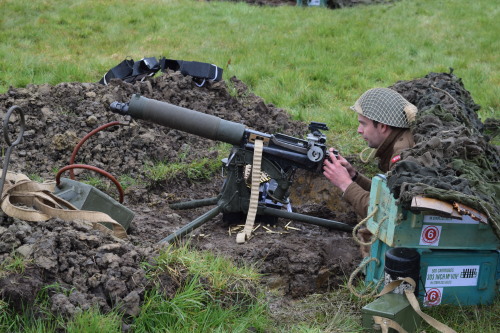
[159,148,353,244]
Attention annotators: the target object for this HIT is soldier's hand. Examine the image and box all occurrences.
[334,150,357,179]
[323,148,353,192]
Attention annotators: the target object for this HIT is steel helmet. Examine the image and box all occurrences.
[350,88,417,128]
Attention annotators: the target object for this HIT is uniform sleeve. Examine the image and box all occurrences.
[342,181,370,218]
[354,173,372,191]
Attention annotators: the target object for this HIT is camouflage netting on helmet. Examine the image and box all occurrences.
[350,87,417,128]
[386,71,500,239]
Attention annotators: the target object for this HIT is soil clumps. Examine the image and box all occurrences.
[0,72,360,318]
[0,69,497,321]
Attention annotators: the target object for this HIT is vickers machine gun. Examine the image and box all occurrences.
[111,95,352,243]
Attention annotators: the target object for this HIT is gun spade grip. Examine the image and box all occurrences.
[128,94,246,146]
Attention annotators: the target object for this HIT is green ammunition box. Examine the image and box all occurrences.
[365,239,500,306]
[53,177,134,230]
[362,293,422,332]
[366,175,499,251]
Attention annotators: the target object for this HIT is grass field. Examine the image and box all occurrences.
[1,0,498,153]
[0,0,499,331]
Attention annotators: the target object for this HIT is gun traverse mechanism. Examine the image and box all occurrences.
[111,94,352,243]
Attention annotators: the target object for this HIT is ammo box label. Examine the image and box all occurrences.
[424,287,443,306]
[423,215,479,224]
[419,225,442,246]
[425,265,479,287]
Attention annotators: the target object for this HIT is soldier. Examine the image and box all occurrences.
[323,88,417,255]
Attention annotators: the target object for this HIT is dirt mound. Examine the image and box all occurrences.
[0,72,360,318]
[0,218,154,317]
[0,73,305,183]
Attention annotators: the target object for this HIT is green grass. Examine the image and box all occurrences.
[65,307,123,333]
[132,280,269,332]
[1,0,498,154]
[1,0,499,331]
[144,143,230,184]
[145,242,262,293]
[0,253,30,276]
[270,287,366,332]
[144,157,221,183]
[423,300,500,333]
[136,244,269,332]
[117,174,143,191]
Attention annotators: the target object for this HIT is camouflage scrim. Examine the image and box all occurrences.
[350,88,418,128]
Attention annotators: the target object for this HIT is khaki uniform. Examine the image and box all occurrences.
[342,128,415,218]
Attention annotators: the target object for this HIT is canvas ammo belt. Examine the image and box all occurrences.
[236,139,264,244]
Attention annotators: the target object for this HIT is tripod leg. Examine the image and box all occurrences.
[258,206,353,232]
[169,196,219,210]
[159,205,223,244]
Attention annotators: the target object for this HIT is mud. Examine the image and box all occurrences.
[0,72,361,319]
[0,218,153,317]
[0,69,496,321]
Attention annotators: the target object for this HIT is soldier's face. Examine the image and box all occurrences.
[357,115,388,148]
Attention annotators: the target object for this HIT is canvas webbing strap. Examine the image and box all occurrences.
[372,316,408,333]
[0,170,127,239]
[375,277,457,333]
[236,139,263,244]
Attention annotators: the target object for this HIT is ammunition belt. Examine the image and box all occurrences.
[236,139,263,243]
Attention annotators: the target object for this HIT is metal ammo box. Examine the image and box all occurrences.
[361,293,422,332]
[366,239,500,306]
[366,175,499,251]
[54,178,134,230]
[364,175,499,306]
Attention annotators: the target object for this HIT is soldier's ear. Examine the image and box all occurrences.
[379,123,393,136]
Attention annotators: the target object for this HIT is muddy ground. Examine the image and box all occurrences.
[0,68,497,324]
[0,72,361,320]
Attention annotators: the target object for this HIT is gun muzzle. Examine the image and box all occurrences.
[111,94,246,146]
